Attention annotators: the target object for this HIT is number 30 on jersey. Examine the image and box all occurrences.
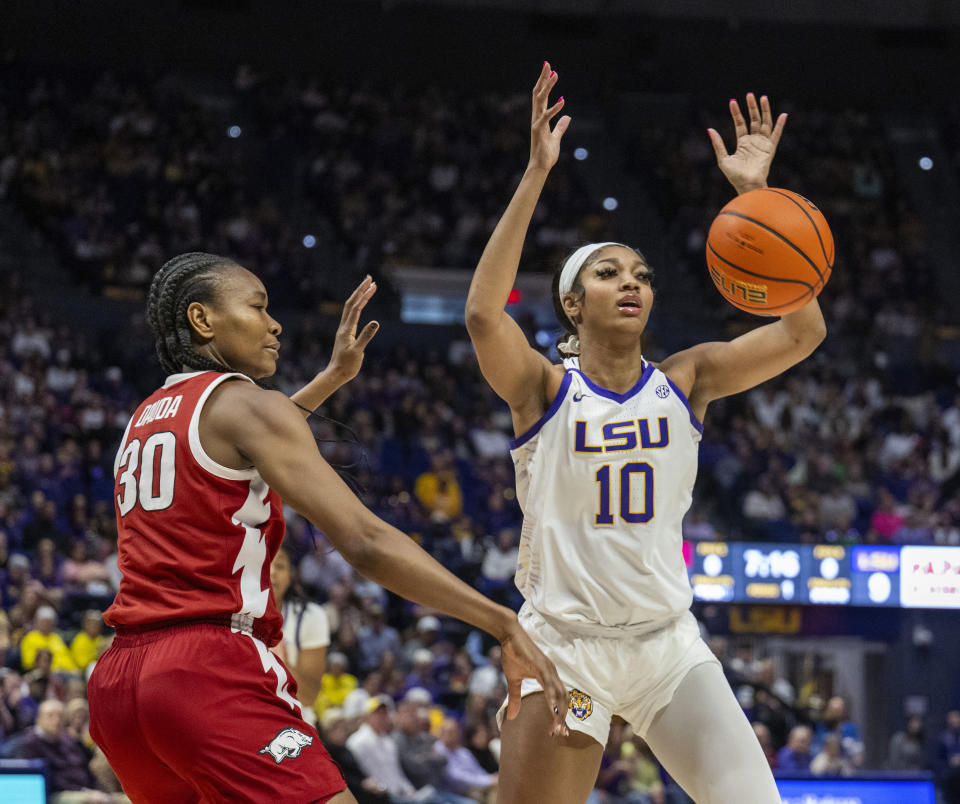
[116,432,176,515]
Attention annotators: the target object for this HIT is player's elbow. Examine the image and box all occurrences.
[804,318,827,352]
[327,516,388,577]
[465,304,500,338]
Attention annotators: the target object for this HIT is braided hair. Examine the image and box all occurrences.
[146,252,237,375]
[551,244,651,356]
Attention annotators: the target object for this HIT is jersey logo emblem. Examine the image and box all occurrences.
[572,391,587,402]
[568,689,593,721]
[655,384,670,399]
[259,727,313,764]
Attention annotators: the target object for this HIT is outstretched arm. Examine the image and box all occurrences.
[209,382,569,735]
[708,92,787,195]
[290,276,379,413]
[465,63,570,423]
[662,94,823,417]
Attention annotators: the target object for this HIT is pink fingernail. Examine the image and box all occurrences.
[550,71,556,78]
[543,61,547,67]
[558,96,564,102]
[729,98,736,102]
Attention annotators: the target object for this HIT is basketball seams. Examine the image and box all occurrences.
[763,188,834,268]
[706,243,814,290]
[718,210,825,282]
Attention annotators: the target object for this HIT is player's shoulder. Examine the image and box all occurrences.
[654,345,712,399]
[204,377,294,426]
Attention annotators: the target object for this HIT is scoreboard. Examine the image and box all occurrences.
[689,543,960,609]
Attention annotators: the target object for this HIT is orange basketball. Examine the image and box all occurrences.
[705,187,834,316]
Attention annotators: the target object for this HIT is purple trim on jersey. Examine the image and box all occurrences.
[664,376,704,434]
[571,361,655,404]
[509,371,573,450]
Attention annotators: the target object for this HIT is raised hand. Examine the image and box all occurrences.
[707,93,787,194]
[529,61,571,172]
[500,618,570,737]
[326,275,379,385]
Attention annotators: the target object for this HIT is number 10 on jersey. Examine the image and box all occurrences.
[595,462,654,525]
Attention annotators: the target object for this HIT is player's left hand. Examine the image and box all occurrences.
[500,618,570,737]
[326,275,379,384]
[708,93,787,195]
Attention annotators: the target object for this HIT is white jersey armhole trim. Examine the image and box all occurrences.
[113,413,136,478]
[661,374,704,434]
[188,372,259,481]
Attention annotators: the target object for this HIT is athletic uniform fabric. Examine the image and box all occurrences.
[89,371,345,803]
[502,357,718,741]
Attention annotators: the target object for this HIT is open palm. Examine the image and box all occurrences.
[708,93,787,194]
[529,61,571,171]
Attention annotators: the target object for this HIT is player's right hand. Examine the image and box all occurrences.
[499,616,570,737]
[325,275,379,385]
[529,61,571,173]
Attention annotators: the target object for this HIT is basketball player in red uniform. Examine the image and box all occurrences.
[87,254,568,804]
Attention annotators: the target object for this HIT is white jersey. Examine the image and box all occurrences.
[510,357,701,634]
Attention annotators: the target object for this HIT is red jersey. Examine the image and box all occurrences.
[104,371,284,646]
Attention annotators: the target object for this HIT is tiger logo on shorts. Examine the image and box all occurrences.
[259,727,313,764]
[568,689,593,721]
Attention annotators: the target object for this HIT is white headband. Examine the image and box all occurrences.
[558,242,629,297]
[558,242,630,325]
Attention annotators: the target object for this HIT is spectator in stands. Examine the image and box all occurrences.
[776,725,813,772]
[270,544,330,724]
[810,733,854,777]
[69,611,106,674]
[752,722,777,769]
[887,714,927,771]
[320,707,390,804]
[62,540,111,594]
[20,605,78,673]
[316,651,358,718]
[433,716,497,801]
[868,489,906,543]
[936,709,960,804]
[0,669,34,742]
[415,450,463,523]
[403,648,441,701]
[346,694,466,804]
[392,699,449,791]
[299,532,353,597]
[17,698,120,803]
[467,645,504,699]
[464,720,499,775]
[681,508,717,543]
[477,528,520,608]
[812,695,863,767]
[617,735,665,804]
[356,603,402,673]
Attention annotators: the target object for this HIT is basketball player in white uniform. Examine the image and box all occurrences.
[465,64,826,804]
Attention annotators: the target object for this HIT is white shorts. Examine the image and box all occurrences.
[498,605,719,746]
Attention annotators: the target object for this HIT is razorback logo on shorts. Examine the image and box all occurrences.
[568,689,593,721]
[258,727,313,764]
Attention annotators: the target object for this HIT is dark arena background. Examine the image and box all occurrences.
[1,1,960,802]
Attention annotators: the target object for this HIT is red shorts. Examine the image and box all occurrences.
[88,623,346,803]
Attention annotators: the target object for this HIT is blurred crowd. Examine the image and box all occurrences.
[1,58,960,801]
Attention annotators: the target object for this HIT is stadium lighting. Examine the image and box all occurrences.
[574,147,589,161]
[227,125,242,138]
[602,197,618,211]
[918,156,933,171]
[302,235,317,248]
